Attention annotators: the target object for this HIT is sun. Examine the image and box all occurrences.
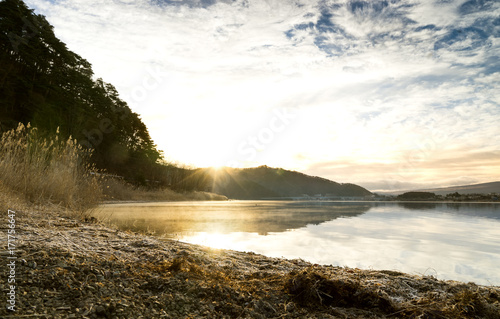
[211,165,224,171]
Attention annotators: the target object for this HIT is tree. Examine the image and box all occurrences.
[1,0,165,186]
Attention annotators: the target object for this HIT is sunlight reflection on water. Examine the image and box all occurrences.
[96,201,500,285]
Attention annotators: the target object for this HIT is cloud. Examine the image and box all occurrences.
[24,0,500,189]
[306,150,500,192]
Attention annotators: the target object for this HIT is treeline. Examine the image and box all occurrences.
[0,0,208,191]
[396,191,499,202]
[396,192,437,200]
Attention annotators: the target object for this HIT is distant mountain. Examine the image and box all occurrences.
[205,166,372,200]
[414,182,500,196]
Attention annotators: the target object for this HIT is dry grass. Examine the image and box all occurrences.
[284,267,500,319]
[0,123,225,217]
[285,268,396,313]
[102,177,228,202]
[0,181,26,214]
[0,123,101,214]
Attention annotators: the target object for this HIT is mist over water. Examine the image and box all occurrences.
[97,201,500,285]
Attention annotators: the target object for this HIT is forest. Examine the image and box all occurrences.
[0,0,209,191]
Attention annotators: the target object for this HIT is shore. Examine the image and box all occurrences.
[2,203,500,319]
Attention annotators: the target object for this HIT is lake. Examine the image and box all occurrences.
[96,201,500,286]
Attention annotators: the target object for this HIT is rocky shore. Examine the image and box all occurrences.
[2,204,500,318]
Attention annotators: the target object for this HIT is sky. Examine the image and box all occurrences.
[24,0,500,192]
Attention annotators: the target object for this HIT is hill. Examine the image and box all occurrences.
[415,182,500,196]
[206,166,372,200]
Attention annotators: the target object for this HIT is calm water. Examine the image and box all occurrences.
[96,201,500,286]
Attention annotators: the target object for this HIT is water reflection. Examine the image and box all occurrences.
[397,202,438,210]
[97,201,370,236]
[95,201,500,285]
[396,202,500,220]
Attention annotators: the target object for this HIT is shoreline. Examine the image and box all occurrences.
[96,199,500,287]
[1,204,500,318]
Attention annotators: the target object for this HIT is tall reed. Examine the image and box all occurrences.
[0,123,101,212]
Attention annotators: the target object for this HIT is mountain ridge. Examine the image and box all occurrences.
[205,165,372,200]
[415,181,500,196]
[380,181,500,196]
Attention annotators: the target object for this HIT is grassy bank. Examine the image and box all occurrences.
[0,123,100,214]
[101,178,227,202]
[0,124,226,212]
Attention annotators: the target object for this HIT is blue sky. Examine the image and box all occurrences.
[25,0,500,191]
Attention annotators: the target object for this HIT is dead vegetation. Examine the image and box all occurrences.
[285,268,396,314]
[1,199,499,318]
[0,123,226,218]
[0,123,100,214]
[101,177,228,202]
[284,267,500,318]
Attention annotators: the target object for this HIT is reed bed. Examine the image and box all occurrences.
[0,123,101,213]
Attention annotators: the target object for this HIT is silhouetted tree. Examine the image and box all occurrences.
[1,0,165,186]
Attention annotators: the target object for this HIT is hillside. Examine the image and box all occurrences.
[0,0,165,185]
[206,166,372,200]
[0,0,209,192]
[415,182,500,196]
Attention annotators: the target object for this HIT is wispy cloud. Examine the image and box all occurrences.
[25,0,500,190]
